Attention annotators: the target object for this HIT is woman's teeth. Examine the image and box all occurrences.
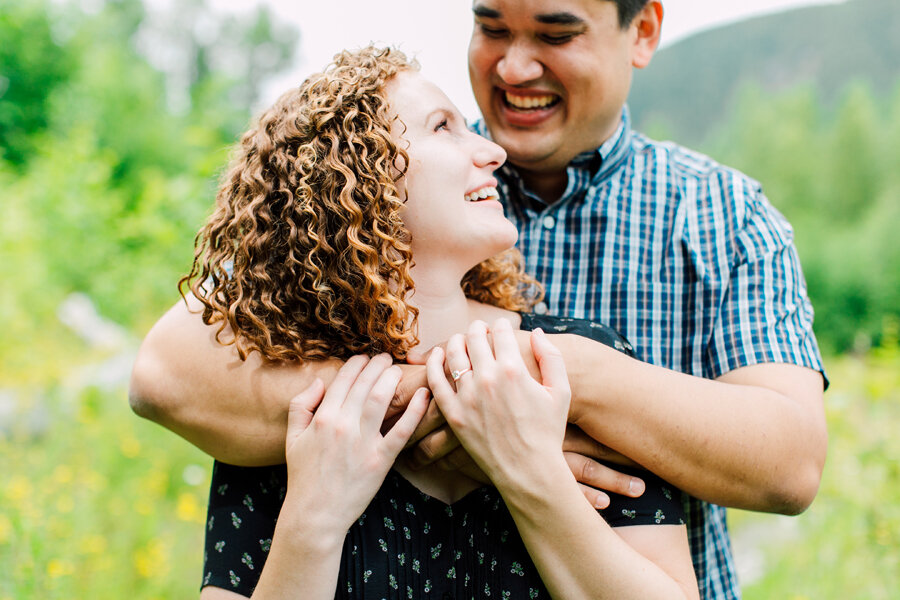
[465,186,499,203]
[504,92,558,110]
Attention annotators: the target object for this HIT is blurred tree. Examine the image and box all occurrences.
[0,0,298,376]
[705,81,899,354]
[0,0,73,165]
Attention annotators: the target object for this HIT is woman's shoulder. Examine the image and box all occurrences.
[467,300,522,330]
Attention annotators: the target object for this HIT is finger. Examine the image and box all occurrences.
[426,346,461,424]
[426,346,454,398]
[407,341,444,365]
[403,398,446,448]
[444,333,473,388]
[286,378,326,442]
[433,445,473,472]
[360,364,403,434]
[319,354,370,413]
[342,353,394,415]
[488,317,526,368]
[464,320,495,373]
[579,483,611,510]
[382,387,430,456]
[564,451,646,498]
[530,328,570,395]
[409,425,461,467]
[458,463,491,485]
[387,364,428,421]
[562,426,641,468]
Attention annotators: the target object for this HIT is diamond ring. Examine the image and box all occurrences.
[450,368,472,382]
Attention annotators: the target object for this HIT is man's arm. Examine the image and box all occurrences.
[558,334,827,515]
[128,295,341,465]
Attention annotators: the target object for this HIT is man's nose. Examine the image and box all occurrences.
[495,42,543,86]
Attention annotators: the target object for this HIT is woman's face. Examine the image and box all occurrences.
[386,71,518,268]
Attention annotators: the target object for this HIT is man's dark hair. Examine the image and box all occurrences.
[612,0,651,28]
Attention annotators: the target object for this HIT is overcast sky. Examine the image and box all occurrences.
[201,0,846,118]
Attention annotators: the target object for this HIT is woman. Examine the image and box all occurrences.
[188,46,699,599]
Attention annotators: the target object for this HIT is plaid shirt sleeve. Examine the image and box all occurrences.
[707,182,826,384]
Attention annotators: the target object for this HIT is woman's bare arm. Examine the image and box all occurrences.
[427,320,699,599]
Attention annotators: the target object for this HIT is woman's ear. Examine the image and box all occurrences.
[631,1,663,70]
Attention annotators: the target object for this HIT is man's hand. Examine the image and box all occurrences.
[405,338,647,509]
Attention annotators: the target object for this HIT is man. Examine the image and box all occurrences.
[130,2,827,598]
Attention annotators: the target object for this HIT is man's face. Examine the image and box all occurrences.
[468,0,655,174]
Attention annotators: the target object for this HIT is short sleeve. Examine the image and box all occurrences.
[202,461,287,596]
[597,461,686,528]
[707,189,827,387]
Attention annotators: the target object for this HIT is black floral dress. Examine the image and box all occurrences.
[202,314,686,598]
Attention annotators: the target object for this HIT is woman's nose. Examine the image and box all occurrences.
[473,135,507,169]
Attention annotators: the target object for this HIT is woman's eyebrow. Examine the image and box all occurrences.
[425,107,454,124]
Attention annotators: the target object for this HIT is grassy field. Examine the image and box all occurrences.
[737,344,900,599]
[2,344,898,598]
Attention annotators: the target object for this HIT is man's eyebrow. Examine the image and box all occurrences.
[472,5,502,19]
[535,12,585,26]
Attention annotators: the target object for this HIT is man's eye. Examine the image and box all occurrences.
[479,24,508,38]
[541,33,576,45]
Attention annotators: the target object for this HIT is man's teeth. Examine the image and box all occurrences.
[465,186,499,202]
[504,92,557,109]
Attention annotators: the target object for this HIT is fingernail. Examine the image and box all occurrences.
[534,327,544,336]
[629,478,645,496]
[594,493,610,509]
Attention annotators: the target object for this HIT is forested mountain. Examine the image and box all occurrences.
[629,0,900,143]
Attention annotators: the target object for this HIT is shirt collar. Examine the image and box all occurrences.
[472,107,633,208]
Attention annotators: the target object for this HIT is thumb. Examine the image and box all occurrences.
[530,329,570,395]
[405,345,433,365]
[287,378,325,441]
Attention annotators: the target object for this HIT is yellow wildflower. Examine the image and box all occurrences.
[176,492,205,524]
[47,559,75,578]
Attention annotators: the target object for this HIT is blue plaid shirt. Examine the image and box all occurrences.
[474,109,824,599]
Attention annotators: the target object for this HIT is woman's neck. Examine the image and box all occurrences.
[407,259,521,353]
[407,265,474,352]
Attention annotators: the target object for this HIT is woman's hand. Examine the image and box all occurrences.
[283,354,429,535]
[425,319,571,491]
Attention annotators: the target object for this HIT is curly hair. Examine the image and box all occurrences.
[181,46,541,363]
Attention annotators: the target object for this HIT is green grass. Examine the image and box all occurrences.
[1,344,898,597]
[1,374,210,598]
[733,347,900,599]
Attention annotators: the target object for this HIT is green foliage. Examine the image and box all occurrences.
[630,0,900,146]
[702,82,900,353]
[0,382,211,598]
[0,0,297,377]
[732,347,900,599]
[0,0,72,165]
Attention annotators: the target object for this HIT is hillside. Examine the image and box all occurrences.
[629,0,900,143]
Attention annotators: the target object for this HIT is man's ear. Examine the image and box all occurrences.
[631,1,663,69]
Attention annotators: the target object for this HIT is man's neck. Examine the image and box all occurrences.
[517,167,568,205]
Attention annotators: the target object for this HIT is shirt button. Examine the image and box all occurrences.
[534,302,548,315]
[542,215,556,229]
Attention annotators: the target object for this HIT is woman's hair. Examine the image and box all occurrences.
[181,46,541,363]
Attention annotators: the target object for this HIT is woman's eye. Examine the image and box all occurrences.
[434,119,449,132]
